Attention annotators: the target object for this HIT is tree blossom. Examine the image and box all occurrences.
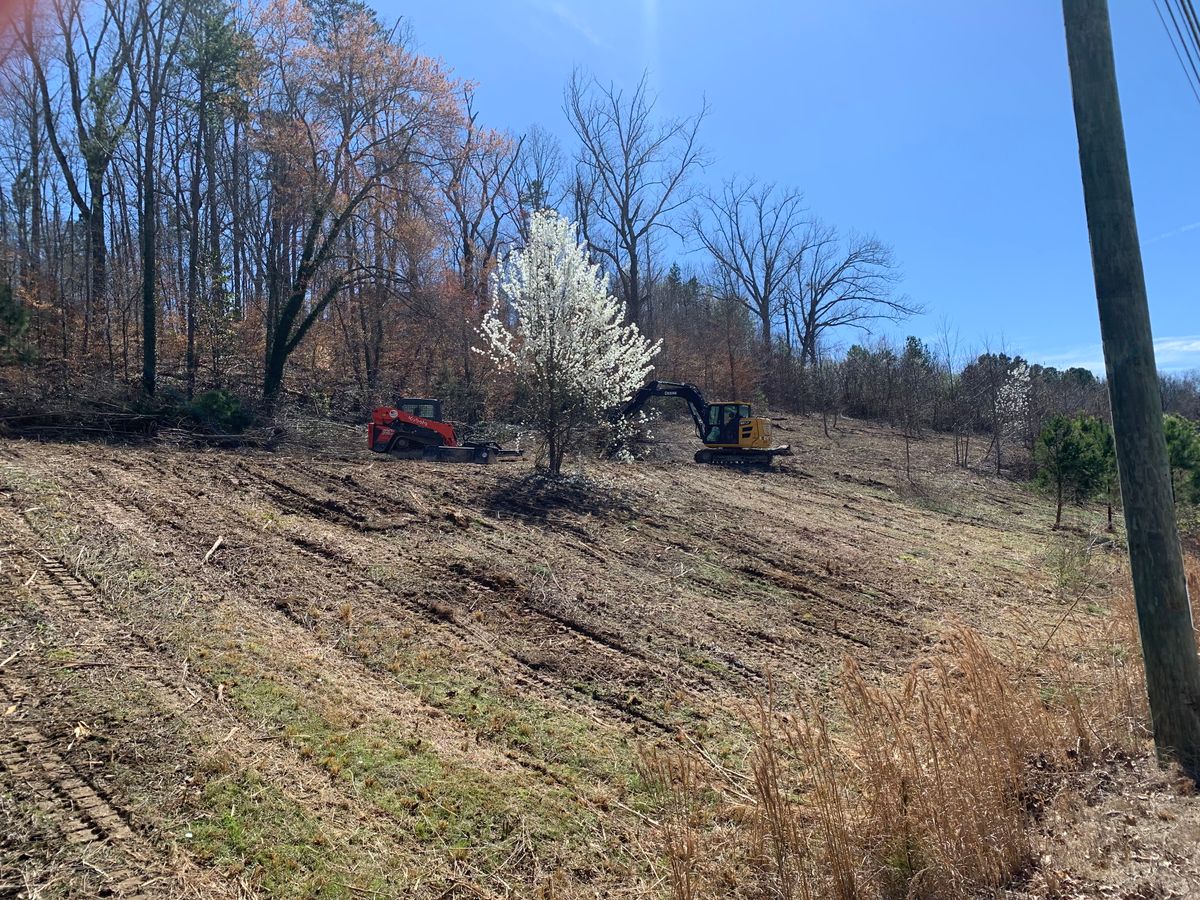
[477,209,659,475]
[998,360,1031,439]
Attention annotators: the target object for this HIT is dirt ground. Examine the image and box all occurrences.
[2,414,1199,898]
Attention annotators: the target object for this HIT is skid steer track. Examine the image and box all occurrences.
[0,547,175,899]
[0,676,157,899]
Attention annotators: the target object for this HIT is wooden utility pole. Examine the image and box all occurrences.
[1063,0,1200,777]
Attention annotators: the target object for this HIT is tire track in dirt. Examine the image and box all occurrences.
[0,677,158,900]
[86,450,689,736]
[37,446,857,715]
[0,500,444,897]
[3,453,667,894]
[8,442,912,746]
[3,453,591,785]
[0,525,206,899]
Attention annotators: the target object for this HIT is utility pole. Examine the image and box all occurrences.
[1062,0,1200,777]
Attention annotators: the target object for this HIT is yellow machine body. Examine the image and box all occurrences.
[701,403,777,450]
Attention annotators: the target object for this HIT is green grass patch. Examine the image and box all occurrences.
[195,651,613,875]
[186,767,398,899]
[677,646,727,675]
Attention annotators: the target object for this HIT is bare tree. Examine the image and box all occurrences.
[430,88,522,399]
[255,1,456,404]
[513,122,564,234]
[689,177,807,348]
[19,0,141,361]
[433,87,521,298]
[564,69,706,326]
[135,0,186,396]
[790,223,917,367]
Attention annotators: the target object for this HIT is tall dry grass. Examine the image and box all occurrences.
[644,613,1154,900]
[639,539,1200,899]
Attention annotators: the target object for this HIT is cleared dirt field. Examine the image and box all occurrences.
[1,416,1196,898]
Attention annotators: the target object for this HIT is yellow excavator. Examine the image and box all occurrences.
[619,380,792,468]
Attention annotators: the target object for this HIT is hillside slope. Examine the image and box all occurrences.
[1,417,1196,897]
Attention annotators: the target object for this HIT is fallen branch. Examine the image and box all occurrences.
[202,535,225,566]
[0,646,24,669]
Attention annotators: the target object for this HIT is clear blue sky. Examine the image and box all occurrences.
[389,1,1199,372]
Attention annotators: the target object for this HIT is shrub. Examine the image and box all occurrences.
[188,389,253,433]
[0,281,30,363]
[1164,414,1200,507]
[1034,414,1113,527]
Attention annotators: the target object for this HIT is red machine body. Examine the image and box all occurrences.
[367,398,523,464]
[368,405,458,453]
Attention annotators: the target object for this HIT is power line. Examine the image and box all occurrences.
[1169,0,1200,60]
[1181,0,1200,84]
[1163,0,1200,93]
[1155,0,1200,105]
[1181,0,1200,50]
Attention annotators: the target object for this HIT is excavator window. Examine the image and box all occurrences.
[710,404,746,425]
[703,403,747,445]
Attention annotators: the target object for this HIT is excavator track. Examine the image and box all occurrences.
[695,447,790,469]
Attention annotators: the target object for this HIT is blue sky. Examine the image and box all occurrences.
[390,1,1200,372]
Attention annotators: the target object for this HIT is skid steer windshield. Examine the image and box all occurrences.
[399,400,441,420]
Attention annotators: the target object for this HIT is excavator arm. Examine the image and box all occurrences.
[620,380,710,441]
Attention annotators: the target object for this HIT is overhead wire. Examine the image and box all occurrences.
[1180,0,1200,70]
[1154,0,1200,106]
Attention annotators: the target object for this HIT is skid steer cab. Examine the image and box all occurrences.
[367,398,523,464]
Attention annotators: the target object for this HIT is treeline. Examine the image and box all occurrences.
[1,0,1198,463]
[0,0,917,415]
[1030,411,1200,528]
[793,336,1200,478]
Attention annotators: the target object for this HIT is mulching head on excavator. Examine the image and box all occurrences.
[368,399,522,464]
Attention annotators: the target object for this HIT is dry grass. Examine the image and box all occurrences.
[647,607,1160,900]
[6,420,1199,897]
[641,534,1199,900]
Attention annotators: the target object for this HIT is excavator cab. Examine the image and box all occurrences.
[703,403,779,451]
[703,403,752,446]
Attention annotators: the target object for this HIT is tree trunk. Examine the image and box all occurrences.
[186,124,202,400]
[231,118,244,316]
[626,250,640,326]
[140,121,157,396]
[86,169,107,358]
[262,320,291,405]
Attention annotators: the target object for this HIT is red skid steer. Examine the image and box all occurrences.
[368,399,523,464]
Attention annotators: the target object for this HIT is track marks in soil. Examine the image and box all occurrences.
[0,512,503,896]
[0,533,223,899]
[0,421,1100,898]
[0,678,158,899]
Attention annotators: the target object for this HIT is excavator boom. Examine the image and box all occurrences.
[621,381,709,440]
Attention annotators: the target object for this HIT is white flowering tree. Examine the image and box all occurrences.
[995,360,1031,474]
[478,209,659,475]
